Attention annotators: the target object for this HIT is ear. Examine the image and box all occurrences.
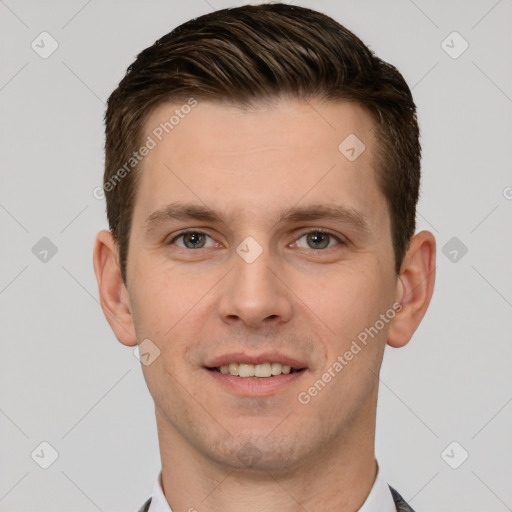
[387,230,436,348]
[93,229,137,347]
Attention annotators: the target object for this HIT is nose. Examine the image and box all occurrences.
[217,244,294,329]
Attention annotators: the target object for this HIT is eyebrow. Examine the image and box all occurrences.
[143,201,371,235]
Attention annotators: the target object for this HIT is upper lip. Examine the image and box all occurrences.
[205,352,308,370]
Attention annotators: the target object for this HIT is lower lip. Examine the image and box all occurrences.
[205,368,307,396]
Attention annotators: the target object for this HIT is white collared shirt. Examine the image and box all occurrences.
[147,459,397,512]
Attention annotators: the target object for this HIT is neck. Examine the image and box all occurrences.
[156,397,378,512]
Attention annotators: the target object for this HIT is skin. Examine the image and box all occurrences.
[94,97,436,512]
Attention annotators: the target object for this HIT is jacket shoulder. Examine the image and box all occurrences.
[388,485,416,512]
[137,497,152,512]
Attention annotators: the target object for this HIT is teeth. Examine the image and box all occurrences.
[271,362,282,375]
[255,363,271,378]
[216,362,298,378]
[239,364,255,377]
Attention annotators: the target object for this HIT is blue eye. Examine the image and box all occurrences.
[168,229,342,251]
[171,231,216,249]
[294,230,341,250]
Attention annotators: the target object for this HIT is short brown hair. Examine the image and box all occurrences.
[104,3,420,285]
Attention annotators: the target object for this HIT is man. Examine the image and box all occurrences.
[93,3,435,511]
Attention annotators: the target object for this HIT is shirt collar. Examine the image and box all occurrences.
[148,459,396,512]
[358,461,397,512]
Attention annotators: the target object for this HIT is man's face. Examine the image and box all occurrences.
[126,98,400,472]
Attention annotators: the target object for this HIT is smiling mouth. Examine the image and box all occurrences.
[207,362,305,378]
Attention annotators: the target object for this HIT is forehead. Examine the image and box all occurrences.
[143,97,377,167]
[132,97,388,235]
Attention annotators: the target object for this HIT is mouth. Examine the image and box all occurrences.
[207,362,306,378]
[203,353,308,396]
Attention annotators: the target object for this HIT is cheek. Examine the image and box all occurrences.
[129,265,219,383]
[294,263,389,340]
[129,259,203,338]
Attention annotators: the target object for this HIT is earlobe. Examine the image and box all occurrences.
[387,230,436,348]
[93,230,137,347]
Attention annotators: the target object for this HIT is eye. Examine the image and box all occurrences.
[168,229,343,251]
[293,230,342,250]
[170,230,217,249]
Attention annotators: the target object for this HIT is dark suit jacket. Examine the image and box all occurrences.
[137,484,415,512]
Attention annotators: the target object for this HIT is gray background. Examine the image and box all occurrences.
[1,0,511,510]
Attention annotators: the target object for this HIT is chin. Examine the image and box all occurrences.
[203,429,304,475]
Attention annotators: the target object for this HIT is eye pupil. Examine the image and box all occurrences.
[184,232,205,248]
[307,232,329,249]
